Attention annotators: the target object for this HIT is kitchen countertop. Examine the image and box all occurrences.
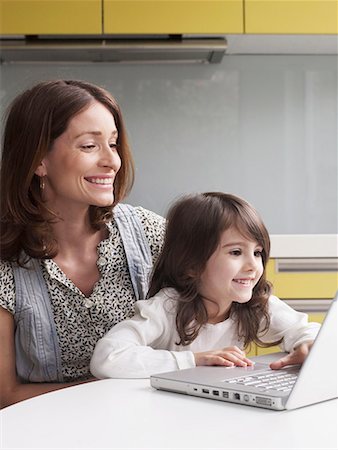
[270,234,337,258]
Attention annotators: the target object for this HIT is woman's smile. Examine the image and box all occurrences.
[84,176,115,187]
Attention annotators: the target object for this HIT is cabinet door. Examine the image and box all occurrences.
[0,0,102,35]
[104,0,243,34]
[266,259,338,300]
[245,0,338,34]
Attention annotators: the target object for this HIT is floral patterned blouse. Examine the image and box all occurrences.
[0,206,166,381]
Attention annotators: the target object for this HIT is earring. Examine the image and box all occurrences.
[40,176,45,191]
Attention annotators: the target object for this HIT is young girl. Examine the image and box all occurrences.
[90,192,320,379]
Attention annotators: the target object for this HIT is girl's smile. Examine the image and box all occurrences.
[232,277,256,286]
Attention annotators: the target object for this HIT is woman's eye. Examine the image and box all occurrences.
[81,144,96,152]
[109,142,118,149]
[254,250,263,257]
[230,250,241,256]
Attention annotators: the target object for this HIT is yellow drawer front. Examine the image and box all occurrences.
[245,0,338,34]
[307,312,327,323]
[0,0,102,35]
[256,345,280,356]
[266,259,338,300]
[245,346,257,357]
[104,1,243,34]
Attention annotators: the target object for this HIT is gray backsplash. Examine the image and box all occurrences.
[0,54,337,234]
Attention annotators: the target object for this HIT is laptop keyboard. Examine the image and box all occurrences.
[225,369,299,393]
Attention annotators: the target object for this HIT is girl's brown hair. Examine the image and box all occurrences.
[0,80,134,264]
[148,192,281,350]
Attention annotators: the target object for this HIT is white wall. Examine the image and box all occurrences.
[0,54,337,233]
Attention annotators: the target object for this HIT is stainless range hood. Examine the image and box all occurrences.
[0,36,227,64]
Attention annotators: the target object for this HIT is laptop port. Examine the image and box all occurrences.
[202,388,210,394]
[212,390,219,396]
[256,396,272,406]
[234,393,241,400]
[222,391,229,398]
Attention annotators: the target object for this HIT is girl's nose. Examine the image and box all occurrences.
[244,254,257,271]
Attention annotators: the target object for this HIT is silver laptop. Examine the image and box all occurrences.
[150,293,337,410]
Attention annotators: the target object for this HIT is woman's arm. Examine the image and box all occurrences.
[90,294,195,379]
[0,307,95,409]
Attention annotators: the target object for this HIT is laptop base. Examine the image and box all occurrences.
[151,376,286,410]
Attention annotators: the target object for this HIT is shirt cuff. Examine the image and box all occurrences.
[171,350,196,370]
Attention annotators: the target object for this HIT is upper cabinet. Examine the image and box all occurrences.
[103,1,243,34]
[0,0,336,35]
[245,0,338,34]
[0,0,102,35]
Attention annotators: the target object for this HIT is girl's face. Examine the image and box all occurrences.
[35,101,121,215]
[199,226,264,314]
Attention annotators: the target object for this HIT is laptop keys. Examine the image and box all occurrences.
[223,369,298,392]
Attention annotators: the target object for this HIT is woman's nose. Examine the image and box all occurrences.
[99,145,121,171]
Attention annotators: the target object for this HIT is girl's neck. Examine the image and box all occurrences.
[202,297,232,324]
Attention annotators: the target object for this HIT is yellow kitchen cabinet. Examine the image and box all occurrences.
[103,1,243,34]
[0,0,102,35]
[266,259,338,300]
[245,0,338,34]
[1,0,336,36]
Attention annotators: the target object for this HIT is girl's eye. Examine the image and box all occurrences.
[230,250,241,256]
[254,250,263,257]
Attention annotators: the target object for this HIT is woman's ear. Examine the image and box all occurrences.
[34,160,47,177]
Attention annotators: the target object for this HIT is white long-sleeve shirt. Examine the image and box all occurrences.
[90,288,320,379]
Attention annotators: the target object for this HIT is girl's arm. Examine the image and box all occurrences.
[194,347,254,367]
[258,296,320,369]
[270,341,314,369]
[90,294,195,379]
[261,296,320,349]
[0,307,95,409]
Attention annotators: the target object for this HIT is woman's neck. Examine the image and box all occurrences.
[48,206,105,259]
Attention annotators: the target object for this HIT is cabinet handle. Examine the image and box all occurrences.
[283,299,332,312]
[275,258,338,272]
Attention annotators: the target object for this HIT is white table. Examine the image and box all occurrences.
[1,379,337,449]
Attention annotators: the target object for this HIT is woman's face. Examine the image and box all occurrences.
[37,101,121,215]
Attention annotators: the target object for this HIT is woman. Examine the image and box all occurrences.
[0,80,165,408]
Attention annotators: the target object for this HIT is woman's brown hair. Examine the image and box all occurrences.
[148,192,281,350]
[0,80,134,264]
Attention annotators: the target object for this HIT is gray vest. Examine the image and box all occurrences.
[12,204,153,383]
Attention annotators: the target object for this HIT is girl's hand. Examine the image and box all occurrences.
[194,346,254,367]
[270,341,314,370]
